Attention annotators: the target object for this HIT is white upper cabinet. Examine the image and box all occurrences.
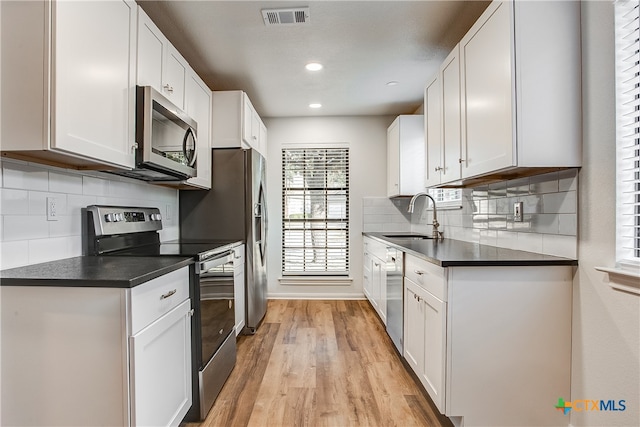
[137,7,188,110]
[1,0,137,170]
[387,115,425,197]
[136,6,212,189]
[459,0,581,180]
[183,71,212,189]
[424,46,462,188]
[212,91,267,157]
[424,75,442,188]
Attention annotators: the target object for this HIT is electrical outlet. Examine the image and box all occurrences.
[47,197,58,221]
[514,201,524,222]
[165,204,173,221]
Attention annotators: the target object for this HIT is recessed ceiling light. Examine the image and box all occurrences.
[386,81,399,86]
[309,103,322,109]
[305,62,323,71]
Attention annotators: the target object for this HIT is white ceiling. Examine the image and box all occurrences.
[138,1,490,118]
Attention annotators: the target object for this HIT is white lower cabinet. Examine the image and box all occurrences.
[234,244,246,335]
[363,236,387,324]
[403,253,572,426]
[130,299,192,426]
[404,260,446,414]
[0,266,192,427]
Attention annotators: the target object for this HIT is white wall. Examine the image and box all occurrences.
[0,158,180,269]
[264,116,393,298]
[571,2,640,426]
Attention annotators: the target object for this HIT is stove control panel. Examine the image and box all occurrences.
[87,205,163,236]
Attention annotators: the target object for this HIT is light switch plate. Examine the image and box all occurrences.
[514,201,523,222]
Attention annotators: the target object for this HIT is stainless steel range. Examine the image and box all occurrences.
[83,205,239,421]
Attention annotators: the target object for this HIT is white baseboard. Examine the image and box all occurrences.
[267,292,366,300]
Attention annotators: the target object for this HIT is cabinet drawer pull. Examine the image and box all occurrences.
[414,270,425,275]
[160,289,177,300]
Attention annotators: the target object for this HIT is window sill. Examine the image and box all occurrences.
[595,266,640,295]
[279,276,353,286]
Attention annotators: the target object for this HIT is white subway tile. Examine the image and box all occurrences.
[382,222,410,232]
[363,223,384,232]
[542,234,577,259]
[49,171,83,194]
[559,169,578,192]
[529,172,559,194]
[159,226,179,242]
[28,236,82,265]
[543,191,576,214]
[83,176,109,196]
[2,162,49,191]
[67,194,98,216]
[1,189,29,215]
[49,215,82,237]
[3,216,49,241]
[516,233,544,254]
[496,231,518,250]
[558,214,578,236]
[0,240,29,269]
[479,230,497,247]
[28,192,68,216]
[363,198,374,207]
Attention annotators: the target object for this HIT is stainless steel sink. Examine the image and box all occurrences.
[382,234,433,240]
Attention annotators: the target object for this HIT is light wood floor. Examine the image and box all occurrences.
[185,299,451,427]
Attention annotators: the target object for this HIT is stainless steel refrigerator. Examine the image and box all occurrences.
[180,148,268,334]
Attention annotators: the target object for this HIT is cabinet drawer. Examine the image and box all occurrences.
[404,254,447,301]
[364,237,387,261]
[130,266,190,334]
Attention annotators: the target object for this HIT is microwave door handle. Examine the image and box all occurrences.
[183,127,197,167]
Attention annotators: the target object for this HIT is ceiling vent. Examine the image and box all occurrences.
[261,7,310,26]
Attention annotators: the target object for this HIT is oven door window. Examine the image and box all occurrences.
[199,258,235,365]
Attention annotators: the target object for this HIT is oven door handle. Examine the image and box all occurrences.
[199,251,234,272]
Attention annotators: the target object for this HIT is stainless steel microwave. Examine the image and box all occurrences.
[111,86,198,181]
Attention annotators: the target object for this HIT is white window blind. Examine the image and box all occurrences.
[615,0,640,265]
[282,148,349,275]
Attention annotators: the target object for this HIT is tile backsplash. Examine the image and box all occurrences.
[363,169,578,258]
[0,158,179,269]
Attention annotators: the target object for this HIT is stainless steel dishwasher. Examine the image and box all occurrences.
[386,247,404,353]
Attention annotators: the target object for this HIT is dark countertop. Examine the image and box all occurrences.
[364,232,578,267]
[0,256,194,288]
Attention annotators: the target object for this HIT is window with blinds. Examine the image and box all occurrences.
[615,0,640,265]
[282,148,349,275]
[429,188,462,206]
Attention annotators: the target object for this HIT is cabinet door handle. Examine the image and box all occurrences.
[435,166,443,172]
[414,270,425,275]
[160,289,177,300]
[163,84,174,94]
[459,158,465,164]
[416,295,422,302]
[188,309,195,317]
[374,262,380,267]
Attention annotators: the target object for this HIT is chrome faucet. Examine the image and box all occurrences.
[408,192,444,241]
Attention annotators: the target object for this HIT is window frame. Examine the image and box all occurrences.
[615,0,640,270]
[281,146,350,276]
